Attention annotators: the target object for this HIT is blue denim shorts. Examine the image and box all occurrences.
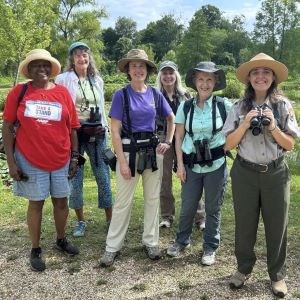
[13,149,70,201]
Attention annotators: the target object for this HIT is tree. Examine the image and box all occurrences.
[176,10,213,73]
[114,17,137,40]
[50,0,106,69]
[140,14,184,61]
[253,0,300,59]
[0,0,57,83]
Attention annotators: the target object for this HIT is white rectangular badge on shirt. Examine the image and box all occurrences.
[24,100,62,121]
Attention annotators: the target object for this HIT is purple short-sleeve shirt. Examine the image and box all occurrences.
[109,84,172,132]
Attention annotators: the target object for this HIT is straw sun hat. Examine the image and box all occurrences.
[18,49,61,79]
[117,49,156,73]
[236,53,288,84]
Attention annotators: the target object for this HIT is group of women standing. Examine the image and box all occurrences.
[2,43,299,298]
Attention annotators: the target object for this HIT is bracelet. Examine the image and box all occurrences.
[71,151,79,159]
[164,141,172,146]
[71,158,78,163]
[269,125,277,132]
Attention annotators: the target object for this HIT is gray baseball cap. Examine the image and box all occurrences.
[159,60,178,72]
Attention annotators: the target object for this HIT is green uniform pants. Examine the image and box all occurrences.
[230,158,290,281]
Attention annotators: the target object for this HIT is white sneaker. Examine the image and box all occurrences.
[201,250,215,266]
[159,219,171,228]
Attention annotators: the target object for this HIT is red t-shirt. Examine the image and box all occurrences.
[3,82,80,171]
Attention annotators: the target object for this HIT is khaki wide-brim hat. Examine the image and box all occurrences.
[117,49,157,73]
[236,53,288,84]
[18,49,61,79]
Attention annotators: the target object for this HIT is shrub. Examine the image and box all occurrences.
[0,89,9,111]
[222,79,243,99]
[104,83,124,102]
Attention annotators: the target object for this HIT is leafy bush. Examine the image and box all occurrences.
[222,79,243,99]
[104,83,124,102]
[0,89,9,111]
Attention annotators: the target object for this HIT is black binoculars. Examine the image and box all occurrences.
[194,139,213,166]
[250,105,271,136]
[137,148,157,174]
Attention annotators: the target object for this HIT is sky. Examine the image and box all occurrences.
[98,0,260,31]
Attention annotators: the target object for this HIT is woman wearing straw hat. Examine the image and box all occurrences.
[99,49,175,267]
[155,60,206,230]
[2,49,80,272]
[56,42,112,237]
[223,53,299,297]
[166,62,232,266]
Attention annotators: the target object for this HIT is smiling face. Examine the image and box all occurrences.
[194,71,216,100]
[160,67,176,88]
[28,59,52,82]
[72,48,90,73]
[128,60,147,83]
[248,67,275,93]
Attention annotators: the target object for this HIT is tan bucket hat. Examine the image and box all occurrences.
[117,49,156,73]
[18,49,61,79]
[236,53,288,84]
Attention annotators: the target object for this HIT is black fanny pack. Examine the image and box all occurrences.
[78,121,105,143]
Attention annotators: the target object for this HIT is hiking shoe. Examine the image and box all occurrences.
[229,271,250,289]
[159,218,172,228]
[143,245,162,260]
[271,280,287,298]
[195,221,205,231]
[167,242,190,257]
[55,237,79,256]
[99,251,120,267]
[30,247,46,272]
[201,250,216,266]
[73,221,86,237]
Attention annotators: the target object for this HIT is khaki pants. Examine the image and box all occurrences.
[160,143,205,223]
[106,151,164,252]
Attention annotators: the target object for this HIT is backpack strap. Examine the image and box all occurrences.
[17,83,28,106]
[183,98,194,137]
[212,96,227,135]
[122,87,132,136]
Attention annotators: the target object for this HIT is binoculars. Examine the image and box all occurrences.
[137,148,157,174]
[194,139,213,166]
[250,105,271,136]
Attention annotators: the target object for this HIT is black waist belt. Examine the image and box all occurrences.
[183,145,225,167]
[236,154,284,173]
[121,131,154,140]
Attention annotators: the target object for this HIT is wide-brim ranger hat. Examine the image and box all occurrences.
[18,49,61,79]
[159,60,178,72]
[185,62,226,91]
[236,53,288,84]
[117,49,157,73]
[68,41,90,55]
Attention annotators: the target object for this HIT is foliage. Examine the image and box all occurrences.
[50,0,106,70]
[176,10,213,73]
[104,83,123,102]
[0,0,57,83]
[222,79,243,99]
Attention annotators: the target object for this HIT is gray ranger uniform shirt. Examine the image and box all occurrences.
[222,96,299,164]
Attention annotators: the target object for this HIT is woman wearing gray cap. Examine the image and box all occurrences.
[155,61,206,230]
[56,42,112,237]
[167,61,232,266]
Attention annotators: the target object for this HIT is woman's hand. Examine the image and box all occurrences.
[176,163,186,183]
[68,160,78,179]
[156,142,170,154]
[8,162,24,181]
[262,107,276,130]
[243,109,259,129]
[119,161,132,180]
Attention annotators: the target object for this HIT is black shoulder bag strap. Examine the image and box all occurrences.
[18,83,28,106]
[151,87,160,134]
[122,87,137,176]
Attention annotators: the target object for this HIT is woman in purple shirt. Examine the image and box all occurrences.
[99,49,175,267]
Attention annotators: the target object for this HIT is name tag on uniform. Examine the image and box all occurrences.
[24,100,62,121]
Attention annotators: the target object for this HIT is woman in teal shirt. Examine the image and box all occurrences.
[167,62,232,266]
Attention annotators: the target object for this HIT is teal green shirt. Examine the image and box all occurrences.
[175,95,232,173]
